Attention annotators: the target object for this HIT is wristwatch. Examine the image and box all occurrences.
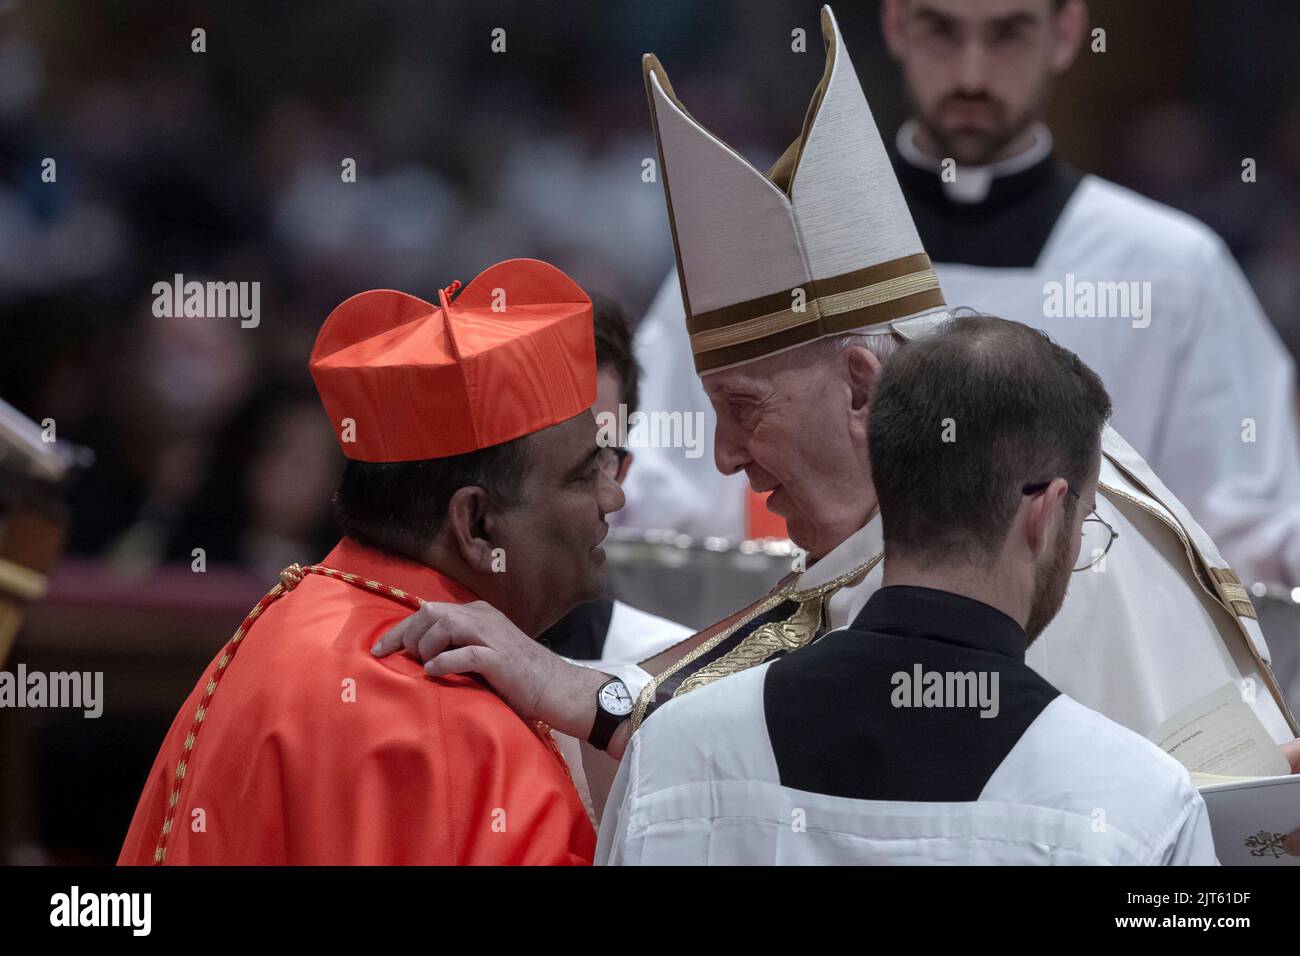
[587,677,634,751]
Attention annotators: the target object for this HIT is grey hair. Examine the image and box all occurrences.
[788,307,981,369]
[819,331,903,363]
[763,330,903,372]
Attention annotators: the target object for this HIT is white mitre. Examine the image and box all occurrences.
[644,4,947,374]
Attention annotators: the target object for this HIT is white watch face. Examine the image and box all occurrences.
[599,680,634,717]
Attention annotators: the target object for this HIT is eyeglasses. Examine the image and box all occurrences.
[1022,481,1119,572]
[596,446,630,483]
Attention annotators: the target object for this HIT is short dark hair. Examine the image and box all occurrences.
[868,314,1112,566]
[591,294,640,415]
[332,437,527,561]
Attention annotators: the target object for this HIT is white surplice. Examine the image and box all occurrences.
[596,658,1218,865]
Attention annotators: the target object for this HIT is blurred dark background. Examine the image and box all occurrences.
[1,0,1299,863]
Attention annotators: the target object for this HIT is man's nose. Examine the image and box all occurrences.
[597,470,625,515]
[713,420,749,477]
[956,39,991,92]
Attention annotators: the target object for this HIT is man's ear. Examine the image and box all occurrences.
[444,486,498,572]
[1023,478,1068,556]
[847,346,884,412]
[1051,0,1089,75]
[880,0,907,61]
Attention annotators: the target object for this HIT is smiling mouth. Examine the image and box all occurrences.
[757,485,786,515]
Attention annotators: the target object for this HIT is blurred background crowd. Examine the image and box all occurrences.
[5,0,1300,578]
[1,0,1299,862]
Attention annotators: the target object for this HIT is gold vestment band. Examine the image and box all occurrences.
[686,253,945,373]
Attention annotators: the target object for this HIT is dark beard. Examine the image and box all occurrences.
[910,88,1048,167]
[1024,521,1075,645]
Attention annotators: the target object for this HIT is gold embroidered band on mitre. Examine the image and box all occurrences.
[686,254,945,373]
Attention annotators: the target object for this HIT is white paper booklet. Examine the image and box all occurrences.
[1148,682,1298,865]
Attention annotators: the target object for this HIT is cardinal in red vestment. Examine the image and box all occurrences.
[119,258,620,865]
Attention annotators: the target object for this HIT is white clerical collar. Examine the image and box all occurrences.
[896,119,1053,204]
[795,511,884,591]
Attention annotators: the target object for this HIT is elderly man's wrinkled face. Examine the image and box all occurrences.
[703,345,880,558]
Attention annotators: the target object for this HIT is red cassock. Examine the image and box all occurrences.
[119,537,595,865]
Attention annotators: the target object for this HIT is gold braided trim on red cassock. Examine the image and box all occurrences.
[151,562,567,864]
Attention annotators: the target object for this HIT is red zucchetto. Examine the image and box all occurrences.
[310,258,596,461]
